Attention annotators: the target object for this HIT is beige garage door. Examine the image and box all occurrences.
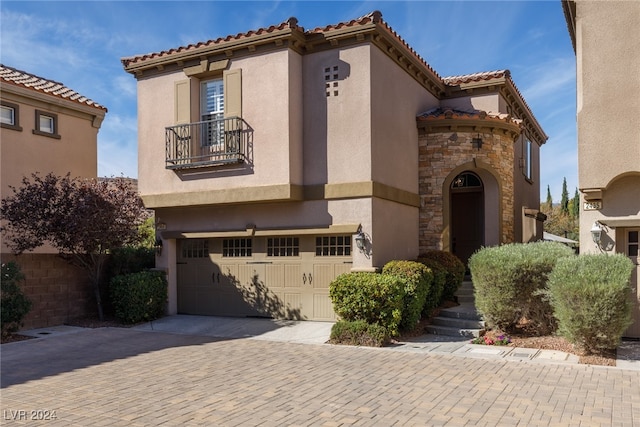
[177,235,352,321]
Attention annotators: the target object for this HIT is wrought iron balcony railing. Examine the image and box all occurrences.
[165,116,249,170]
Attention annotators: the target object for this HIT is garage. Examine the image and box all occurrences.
[176,232,354,321]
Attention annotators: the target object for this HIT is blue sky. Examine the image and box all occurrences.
[0,0,576,201]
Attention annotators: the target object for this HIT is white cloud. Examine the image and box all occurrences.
[97,113,138,178]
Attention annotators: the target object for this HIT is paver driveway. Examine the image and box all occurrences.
[1,328,639,426]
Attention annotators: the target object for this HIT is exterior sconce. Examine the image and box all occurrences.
[355,230,367,252]
[471,134,483,150]
[590,221,602,246]
[154,237,163,255]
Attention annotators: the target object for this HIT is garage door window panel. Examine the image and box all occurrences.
[223,238,252,257]
[316,235,351,256]
[267,237,300,257]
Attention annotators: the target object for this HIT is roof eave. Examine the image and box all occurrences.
[122,27,305,75]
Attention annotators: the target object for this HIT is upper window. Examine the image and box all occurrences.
[523,138,532,181]
[201,79,224,147]
[33,110,60,139]
[1,102,22,131]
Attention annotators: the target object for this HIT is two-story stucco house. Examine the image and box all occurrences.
[563,1,640,338]
[122,12,546,321]
[0,64,107,328]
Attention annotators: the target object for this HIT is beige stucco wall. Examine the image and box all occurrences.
[137,48,303,200]
[1,85,102,254]
[302,45,373,186]
[573,0,640,254]
[370,46,439,194]
[575,1,640,190]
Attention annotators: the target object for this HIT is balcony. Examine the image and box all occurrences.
[165,116,250,170]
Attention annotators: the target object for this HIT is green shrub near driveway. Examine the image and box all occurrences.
[329,320,390,347]
[418,250,465,302]
[1,262,32,337]
[469,241,575,334]
[382,260,433,331]
[547,254,634,354]
[329,272,404,337]
[415,258,446,314]
[110,270,168,324]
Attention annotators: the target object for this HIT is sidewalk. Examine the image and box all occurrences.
[17,314,640,370]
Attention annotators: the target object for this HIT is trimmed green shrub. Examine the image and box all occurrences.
[382,260,433,331]
[469,241,575,334]
[329,272,404,336]
[547,254,634,353]
[110,270,167,324]
[108,246,155,277]
[329,320,390,347]
[418,250,465,302]
[416,258,446,314]
[1,262,32,337]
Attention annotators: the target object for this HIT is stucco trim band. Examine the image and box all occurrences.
[161,224,360,239]
[142,181,420,208]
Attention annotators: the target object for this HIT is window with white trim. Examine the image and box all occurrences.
[34,110,60,139]
[1,102,22,131]
[201,79,224,147]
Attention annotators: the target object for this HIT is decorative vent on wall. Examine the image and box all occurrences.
[324,65,339,97]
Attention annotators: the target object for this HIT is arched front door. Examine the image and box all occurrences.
[450,171,484,267]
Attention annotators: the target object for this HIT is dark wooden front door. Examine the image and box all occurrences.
[451,172,484,267]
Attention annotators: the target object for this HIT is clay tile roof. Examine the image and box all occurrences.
[442,70,510,86]
[0,64,107,112]
[416,107,522,126]
[308,11,442,81]
[121,17,302,68]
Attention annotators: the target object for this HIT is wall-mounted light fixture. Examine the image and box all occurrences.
[355,230,366,252]
[154,237,163,255]
[471,134,483,150]
[590,221,602,246]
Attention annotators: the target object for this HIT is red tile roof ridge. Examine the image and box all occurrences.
[121,18,302,67]
[0,64,107,112]
[443,70,510,85]
[308,11,442,81]
[417,107,523,125]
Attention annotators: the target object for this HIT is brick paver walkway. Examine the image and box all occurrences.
[2,328,639,426]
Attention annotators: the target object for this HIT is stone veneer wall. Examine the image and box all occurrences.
[418,130,515,254]
[1,253,94,330]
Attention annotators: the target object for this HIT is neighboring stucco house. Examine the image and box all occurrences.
[563,1,640,338]
[122,11,546,321]
[0,64,107,328]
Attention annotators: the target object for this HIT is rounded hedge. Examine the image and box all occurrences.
[329,272,404,336]
[382,260,433,331]
[110,270,168,324]
[417,250,464,302]
[548,254,634,353]
[468,241,575,334]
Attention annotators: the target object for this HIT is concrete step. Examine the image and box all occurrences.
[438,304,482,321]
[424,324,483,338]
[455,294,475,304]
[431,316,485,330]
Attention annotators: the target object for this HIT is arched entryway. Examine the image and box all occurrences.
[450,171,484,267]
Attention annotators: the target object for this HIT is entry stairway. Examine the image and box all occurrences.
[424,280,485,338]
